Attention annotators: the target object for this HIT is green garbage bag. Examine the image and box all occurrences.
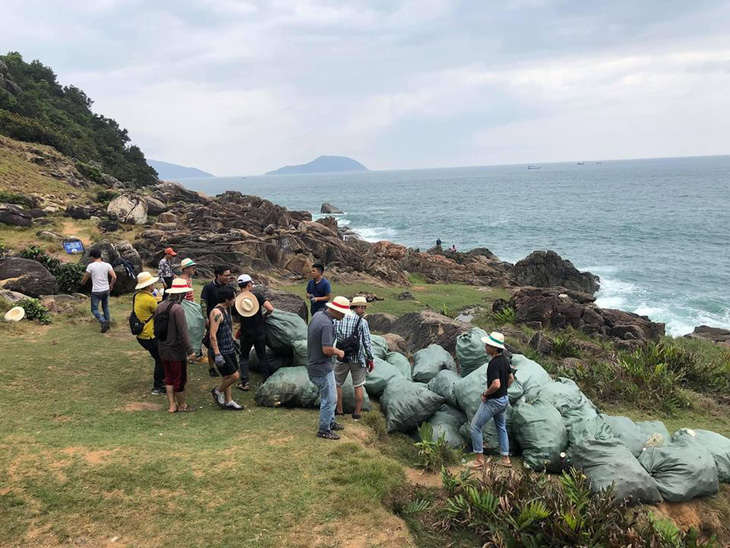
[412,344,456,383]
[181,299,205,354]
[601,415,649,457]
[338,375,372,414]
[264,310,308,355]
[567,414,613,446]
[428,370,461,407]
[673,428,730,483]
[637,420,671,448]
[364,357,403,398]
[249,346,292,373]
[568,439,662,504]
[370,334,389,360]
[638,437,720,502]
[455,327,489,376]
[255,366,319,408]
[507,354,552,404]
[292,339,308,367]
[512,399,568,472]
[426,404,467,449]
[381,378,444,432]
[386,352,412,380]
[454,364,488,420]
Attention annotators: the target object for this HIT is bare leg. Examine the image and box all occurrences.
[336,386,343,415]
[175,391,187,410]
[354,385,364,416]
[218,372,239,403]
[165,385,176,413]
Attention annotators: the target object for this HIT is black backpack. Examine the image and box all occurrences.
[338,316,362,361]
[128,292,153,336]
[153,301,176,342]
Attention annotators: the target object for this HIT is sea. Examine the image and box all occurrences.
[181,156,730,337]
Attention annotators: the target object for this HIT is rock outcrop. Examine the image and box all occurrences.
[80,240,142,295]
[107,194,148,225]
[142,195,168,215]
[258,286,309,322]
[684,325,730,347]
[512,250,600,295]
[0,257,57,297]
[0,203,33,227]
[388,310,471,355]
[320,202,344,214]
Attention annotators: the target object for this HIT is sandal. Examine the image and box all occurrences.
[498,460,512,468]
[236,382,250,392]
[467,460,485,470]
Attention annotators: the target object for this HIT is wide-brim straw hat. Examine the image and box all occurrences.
[235,291,260,317]
[326,296,353,315]
[481,331,505,350]
[180,258,196,269]
[165,278,193,294]
[135,271,159,290]
[4,306,25,322]
[350,296,368,308]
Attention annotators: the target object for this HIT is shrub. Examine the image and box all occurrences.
[0,191,34,208]
[94,189,119,206]
[551,333,581,358]
[19,246,83,294]
[493,306,516,325]
[18,298,51,324]
[20,245,60,272]
[414,423,462,472]
[0,243,5,259]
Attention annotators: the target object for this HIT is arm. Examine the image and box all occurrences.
[322,345,345,360]
[483,378,501,398]
[507,373,514,388]
[80,272,90,286]
[262,299,274,318]
[320,322,343,359]
[209,309,222,355]
[108,265,117,290]
[314,292,331,304]
[361,320,374,361]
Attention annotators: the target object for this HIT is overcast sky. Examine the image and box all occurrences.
[3,0,730,175]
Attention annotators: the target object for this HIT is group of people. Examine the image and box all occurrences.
[83,248,513,465]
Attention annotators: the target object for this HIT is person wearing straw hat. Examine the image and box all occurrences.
[334,296,374,420]
[307,296,350,440]
[208,286,244,411]
[133,271,165,395]
[158,247,177,300]
[234,274,274,391]
[155,278,197,413]
[469,331,513,469]
[4,306,25,322]
[179,258,197,302]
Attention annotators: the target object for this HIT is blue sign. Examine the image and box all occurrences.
[63,239,84,254]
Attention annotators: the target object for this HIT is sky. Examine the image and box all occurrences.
[2,0,730,176]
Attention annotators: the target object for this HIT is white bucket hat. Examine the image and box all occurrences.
[481,331,505,350]
[165,278,194,294]
[4,306,25,322]
[180,258,196,269]
[326,296,353,315]
[350,296,368,308]
[235,292,260,317]
[135,271,159,290]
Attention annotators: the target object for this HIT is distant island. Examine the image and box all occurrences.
[148,159,214,180]
[265,155,368,175]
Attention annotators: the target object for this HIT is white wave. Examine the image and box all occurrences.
[594,296,626,309]
[354,226,398,242]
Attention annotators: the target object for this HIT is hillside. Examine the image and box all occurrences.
[0,52,157,187]
[265,155,368,175]
[148,159,214,180]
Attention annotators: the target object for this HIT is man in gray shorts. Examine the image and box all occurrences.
[334,296,374,420]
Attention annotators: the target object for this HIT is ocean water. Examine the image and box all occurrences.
[182,156,730,336]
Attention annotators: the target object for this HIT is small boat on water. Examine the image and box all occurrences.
[527,165,541,170]
[577,162,585,165]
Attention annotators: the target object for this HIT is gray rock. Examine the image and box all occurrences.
[107,194,148,224]
[512,250,600,295]
[36,230,63,241]
[257,287,309,322]
[0,257,57,297]
[143,195,168,215]
[0,203,33,227]
[389,310,470,355]
[396,291,414,301]
[64,205,92,220]
[320,202,344,214]
[685,325,730,346]
[0,289,29,303]
[367,313,397,333]
[529,331,554,355]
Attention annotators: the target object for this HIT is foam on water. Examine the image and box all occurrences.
[354,226,398,242]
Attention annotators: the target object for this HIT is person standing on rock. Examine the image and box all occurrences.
[133,271,165,395]
[334,296,374,420]
[158,247,177,300]
[155,278,197,413]
[208,285,244,411]
[81,247,117,333]
[469,331,513,469]
[179,258,196,302]
[234,274,274,391]
[307,296,350,440]
[305,263,331,317]
[201,266,232,378]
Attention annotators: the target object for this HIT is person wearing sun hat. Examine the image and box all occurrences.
[158,247,177,300]
[469,331,514,469]
[133,271,165,395]
[179,258,196,302]
[233,274,274,391]
[155,278,197,413]
[307,296,351,440]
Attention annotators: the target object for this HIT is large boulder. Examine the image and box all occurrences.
[107,194,148,224]
[320,202,344,214]
[153,182,208,205]
[685,325,730,346]
[390,310,471,355]
[0,203,33,227]
[367,313,397,333]
[258,287,309,322]
[64,205,93,220]
[80,240,142,295]
[142,195,168,215]
[0,257,57,297]
[512,250,600,295]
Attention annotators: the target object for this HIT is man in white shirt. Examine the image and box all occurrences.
[80,248,117,332]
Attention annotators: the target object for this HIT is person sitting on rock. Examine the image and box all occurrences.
[233,274,274,391]
[158,247,177,300]
[305,263,331,317]
[469,331,513,470]
[208,285,244,411]
[334,296,374,420]
[179,258,196,302]
[80,247,117,333]
[201,266,232,378]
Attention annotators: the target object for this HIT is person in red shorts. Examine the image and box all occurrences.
[155,278,197,413]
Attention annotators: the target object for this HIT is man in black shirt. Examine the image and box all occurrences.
[469,331,514,470]
[233,274,274,391]
[200,266,231,378]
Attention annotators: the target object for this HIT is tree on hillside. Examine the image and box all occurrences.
[0,51,158,187]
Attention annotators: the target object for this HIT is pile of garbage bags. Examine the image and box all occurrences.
[255,323,730,504]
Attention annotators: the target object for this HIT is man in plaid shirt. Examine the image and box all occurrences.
[334,296,374,420]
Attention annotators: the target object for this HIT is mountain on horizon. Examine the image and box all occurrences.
[265,155,368,175]
[148,159,214,180]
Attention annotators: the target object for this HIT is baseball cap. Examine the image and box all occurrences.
[237,274,253,285]
[164,247,177,256]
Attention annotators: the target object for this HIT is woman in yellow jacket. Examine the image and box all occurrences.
[134,272,165,395]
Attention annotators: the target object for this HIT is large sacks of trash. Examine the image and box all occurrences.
[412,344,457,383]
[255,367,319,408]
[455,327,489,376]
[381,378,444,432]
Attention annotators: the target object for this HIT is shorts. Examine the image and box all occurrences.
[217,352,238,377]
[162,360,188,392]
[334,361,366,388]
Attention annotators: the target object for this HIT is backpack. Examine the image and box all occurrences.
[338,316,362,361]
[154,301,176,342]
[128,292,153,336]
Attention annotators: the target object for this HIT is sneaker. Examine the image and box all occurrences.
[317,431,340,440]
[330,422,345,431]
[225,400,244,411]
[151,388,165,396]
[211,388,225,408]
[101,320,110,333]
[351,414,362,420]
[208,368,219,378]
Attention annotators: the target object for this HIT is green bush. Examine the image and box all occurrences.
[493,306,516,325]
[19,246,83,294]
[0,191,34,208]
[551,333,581,358]
[414,423,462,472]
[94,189,119,206]
[17,298,51,324]
[20,245,60,272]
